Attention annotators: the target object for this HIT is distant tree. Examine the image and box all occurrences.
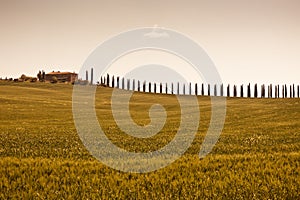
[132,79,135,90]
[254,84,258,98]
[166,83,168,94]
[220,84,223,96]
[160,83,163,93]
[293,84,295,98]
[247,83,251,98]
[240,85,244,97]
[143,81,146,92]
[116,77,120,88]
[20,74,26,80]
[227,84,230,97]
[112,76,115,87]
[214,84,217,96]
[107,74,110,87]
[285,84,287,98]
[127,79,130,90]
[37,71,42,81]
[233,85,237,97]
[42,71,45,81]
[261,84,265,98]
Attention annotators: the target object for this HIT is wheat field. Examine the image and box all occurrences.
[0,81,299,199]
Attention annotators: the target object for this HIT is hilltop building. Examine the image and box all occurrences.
[45,71,78,83]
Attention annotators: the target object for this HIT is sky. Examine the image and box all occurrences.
[0,0,299,85]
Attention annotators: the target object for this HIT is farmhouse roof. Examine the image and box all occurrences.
[47,71,77,75]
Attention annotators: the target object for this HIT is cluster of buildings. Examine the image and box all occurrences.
[44,71,78,83]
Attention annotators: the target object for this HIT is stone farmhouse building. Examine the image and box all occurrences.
[45,71,78,83]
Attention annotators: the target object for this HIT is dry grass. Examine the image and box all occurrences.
[0,81,299,199]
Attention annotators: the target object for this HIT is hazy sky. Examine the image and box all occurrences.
[0,0,299,84]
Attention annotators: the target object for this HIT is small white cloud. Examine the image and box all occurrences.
[144,26,170,38]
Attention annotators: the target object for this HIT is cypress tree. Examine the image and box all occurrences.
[241,84,244,97]
[132,79,135,91]
[143,81,146,92]
[107,74,110,87]
[91,68,94,85]
[247,83,251,98]
[116,77,119,88]
[165,83,168,94]
[220,84,223,96]
[293,84,295,98]
[214,84,217,96]
[112,76,115,87]
[227,84,230,97]
[127,79,130,90]
[254,84,258,98]
[233,85,237,97]
[160,83,162,93]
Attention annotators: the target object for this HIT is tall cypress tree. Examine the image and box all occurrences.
[241,84,244,97]
[247,83,251,98]
[214,84,217,96]
[254,84,258,98]
[227,84,230,97]
[112,76,115,87]
[160,83,162,93]
[106,74,110,87]
[233,85,237,97]
[220,84,223,96]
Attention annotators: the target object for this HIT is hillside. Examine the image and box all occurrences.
[0,81,299,199]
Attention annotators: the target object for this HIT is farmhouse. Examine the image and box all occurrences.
[45,71,78,83]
